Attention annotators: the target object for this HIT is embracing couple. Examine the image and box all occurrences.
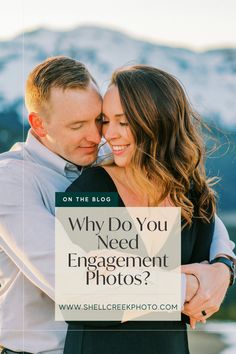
[0,56,235,354]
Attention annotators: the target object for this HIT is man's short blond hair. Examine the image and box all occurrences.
[25,56,97,114]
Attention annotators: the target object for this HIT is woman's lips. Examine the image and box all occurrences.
[111,144,130,156]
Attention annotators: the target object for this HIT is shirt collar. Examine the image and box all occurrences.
[24,130,79,177]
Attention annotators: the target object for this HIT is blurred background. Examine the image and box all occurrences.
[0,1,235,353]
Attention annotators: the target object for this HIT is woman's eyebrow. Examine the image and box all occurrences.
[115,113,125,117]
[102,113,125,118]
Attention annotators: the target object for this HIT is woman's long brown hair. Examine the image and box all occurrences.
[110,65,217,226]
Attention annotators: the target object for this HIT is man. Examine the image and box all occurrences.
[0,56,235,354]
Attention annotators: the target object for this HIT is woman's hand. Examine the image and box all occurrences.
[182,262,230,327]
[185,274,199,302]
[184,274,201,329]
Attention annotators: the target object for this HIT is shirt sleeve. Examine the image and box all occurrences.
[0,162,55,300]
[210,214,236,261]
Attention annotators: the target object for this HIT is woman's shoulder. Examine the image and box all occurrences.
[66,166,115,192]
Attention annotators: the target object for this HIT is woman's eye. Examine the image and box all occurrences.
[120,122,129,126]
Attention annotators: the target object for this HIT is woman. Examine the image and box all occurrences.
[64,65,216,354]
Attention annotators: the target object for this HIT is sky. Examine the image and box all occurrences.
[0,0,236,50]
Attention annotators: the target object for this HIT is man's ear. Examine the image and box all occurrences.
[28,112,47,138]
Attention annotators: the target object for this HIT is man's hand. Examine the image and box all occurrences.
[182,262,230,324]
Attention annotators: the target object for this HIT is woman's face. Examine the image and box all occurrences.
[102,85,135,168]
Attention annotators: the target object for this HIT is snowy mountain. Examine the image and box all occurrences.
[0,25,236,129]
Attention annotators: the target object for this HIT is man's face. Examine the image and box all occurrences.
[41,84,102,166]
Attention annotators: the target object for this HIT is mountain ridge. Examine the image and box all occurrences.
[0,25,235,212]
[0,25,235,129]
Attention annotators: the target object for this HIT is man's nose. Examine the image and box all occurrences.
[87,123,102,144]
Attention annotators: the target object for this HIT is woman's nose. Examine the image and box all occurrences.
[103,123,120,141]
